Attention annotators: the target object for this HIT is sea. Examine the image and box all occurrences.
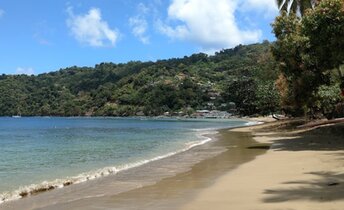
[0,117,251,204]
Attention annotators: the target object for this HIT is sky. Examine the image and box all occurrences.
[0,0,279,75]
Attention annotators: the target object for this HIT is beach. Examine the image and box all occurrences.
[1,118,344,209]
[181,119,344,210]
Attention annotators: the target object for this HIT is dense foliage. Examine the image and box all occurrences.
[0,42,280,117]
[272,0,344,118]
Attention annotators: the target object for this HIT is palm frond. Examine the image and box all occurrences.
[276,0,286,10]
[276,0,316,16]
[290,0,298,14]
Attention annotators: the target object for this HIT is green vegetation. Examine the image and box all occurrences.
[0,42,280,117]
[272,0,344,118]
[2,0,342,118]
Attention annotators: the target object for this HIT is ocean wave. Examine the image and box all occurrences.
[190,127,219,132]
[244,121,263,126]
[0,131,216,205]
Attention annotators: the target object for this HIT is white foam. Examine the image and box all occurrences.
[244,121,263,126]
[190,127,219,132]
[1,121,261,205]
[0,130,218,205]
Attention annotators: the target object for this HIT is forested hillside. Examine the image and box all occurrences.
[0,41,280,116]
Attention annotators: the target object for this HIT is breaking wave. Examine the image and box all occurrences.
[0,130,216,205]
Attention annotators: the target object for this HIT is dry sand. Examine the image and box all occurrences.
[181,120,344,210]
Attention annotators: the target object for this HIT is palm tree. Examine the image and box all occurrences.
[276,0,318,16]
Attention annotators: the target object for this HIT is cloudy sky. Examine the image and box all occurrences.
[0,0,278,75]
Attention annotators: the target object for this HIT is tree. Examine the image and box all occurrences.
[0,42,280,117]
[302,0,344,74]
[272,12,311,116]
[313,83,342,119]
[255,81,280,115]
[225,79,258,116]
[272,0,344,117]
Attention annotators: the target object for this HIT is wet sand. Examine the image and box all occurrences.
[1,127,266,210]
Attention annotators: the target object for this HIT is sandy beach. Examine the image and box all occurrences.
[2,118,344,210]
[181,119,344,210]
[1,120,266,210]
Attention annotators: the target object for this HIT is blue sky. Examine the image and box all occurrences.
[0,0,279,75]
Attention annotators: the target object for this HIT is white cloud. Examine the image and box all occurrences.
[157,0,266,53]
[0,9,4,18]
[129,17,149,44]
[129,3,150,44]
[16,67,34,75]
[66,7,119,47]
[137,3,149,15]
[239,0,278,18]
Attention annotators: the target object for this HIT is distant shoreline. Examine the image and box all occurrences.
[5,114,243,119]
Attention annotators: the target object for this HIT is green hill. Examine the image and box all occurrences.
[0,41,280,116]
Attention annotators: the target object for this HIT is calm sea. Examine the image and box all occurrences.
[0,117,249,203]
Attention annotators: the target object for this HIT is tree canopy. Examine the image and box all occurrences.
[272,0,344,118]
[0,42,280,117]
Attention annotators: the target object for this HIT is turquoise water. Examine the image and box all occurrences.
[0,117,248,202]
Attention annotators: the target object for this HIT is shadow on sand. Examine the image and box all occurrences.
[264,171,344,203]
[262,123,344,203]
[271,123,344,151]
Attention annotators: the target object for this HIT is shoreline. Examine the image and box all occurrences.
[0,117,251,204]
[0,128,216,205]
[1,119,262,209]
